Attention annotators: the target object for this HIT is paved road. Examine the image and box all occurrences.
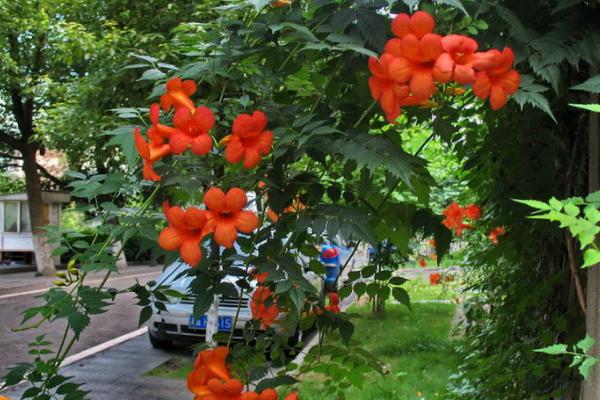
[0,265,163,379]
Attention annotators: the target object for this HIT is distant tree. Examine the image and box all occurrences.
[0,0,195,274]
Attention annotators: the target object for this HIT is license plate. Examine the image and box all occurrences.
[189,315,233,331]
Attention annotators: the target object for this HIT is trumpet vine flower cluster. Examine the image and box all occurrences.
[442,202,481,237]
[134,77,273,182]
[368,11,521,123]
[187,347,299,400]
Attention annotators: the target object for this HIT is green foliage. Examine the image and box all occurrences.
[535,336,600,379]
[0,172,25,194]
[518,193,600,268]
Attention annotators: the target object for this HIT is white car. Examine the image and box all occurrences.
[147,259,323,348]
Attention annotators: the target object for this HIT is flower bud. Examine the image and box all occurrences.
[53,280,66,287]
[55,272,67,278]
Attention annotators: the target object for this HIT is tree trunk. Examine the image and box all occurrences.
[22,145,55,276]
[583,82,600,400]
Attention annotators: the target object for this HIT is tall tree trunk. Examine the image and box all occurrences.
[22,144,55,276]
[583,81,600,400]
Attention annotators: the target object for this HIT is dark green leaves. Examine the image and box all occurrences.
[571,75,600,93]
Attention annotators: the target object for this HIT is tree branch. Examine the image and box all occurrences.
[0,130,22,150]
[36,163,64,187]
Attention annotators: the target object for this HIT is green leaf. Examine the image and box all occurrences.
[513,199,552,211]
[138,306,153,326]
[357,13,388,52]
[289,287,306,314]
[392,287,411,310]
[576,335,596,352]
[68,311,90,339]
[582,248,600,268]
[271,23,319,43]
[513,90,557,122]
[333,43,378,58]
[138,68,166,81]
[322,134,431,190]
[570,103,600,113]
[434,0,468,15]
[534,344,568,355]
[579,357,599,379]
[572,75,600,93]
[389,276,407,286]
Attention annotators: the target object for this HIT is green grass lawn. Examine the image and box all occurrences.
[296,302,459,400]
[403,275,460,301]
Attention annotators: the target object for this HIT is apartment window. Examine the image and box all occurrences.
[20,202,32,232]
[3,202,18,232]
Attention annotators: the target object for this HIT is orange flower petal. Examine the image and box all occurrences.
[489,85,508,110]
[193,106,216,133]
[225,138,245,164]
[420,33,443,61]
[285,392,300,400]
[191,134,213,156]
[410,11,435,38]
[432,53,454,83]
[134,128,150,159]
[169,132,192,154]
[383,38,403,57]
[149,104,160,125]
[166,206,187,229]
[234,210,259,233]
[232,113,256,137]
[410,71,436,100]
[184,208,207,230]
[158,227,185,251]
[241,392,260,400]
[181,238,202,266]
[214,221,238,248]
[473,72,491,100]
[255,131,274,154]
[142,160,161,181]
[388,56,414,83]
[259,388,278,400]
[391,13,411,38]
[204,187,227,212]
[452,64,476,84]
[225,188,248,211]
[243,148,262,169]
[252,110,268,132]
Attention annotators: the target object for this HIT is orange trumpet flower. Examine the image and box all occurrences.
[433,34,480,84]
[368,54,410,123]
[429,272,441,286]
[324,292,341,313]
[488,226,506,244]
[204,187,259,248]
[472,47,521,110]
[147,103,178,140]
[224,111,273,169]
[158,202,211,266]
[187,347,231,397]
[160,77,197,113]
[133,127,170,181]
[250,286,280,328]
[388,32,444,100]
[169,106,215,155]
